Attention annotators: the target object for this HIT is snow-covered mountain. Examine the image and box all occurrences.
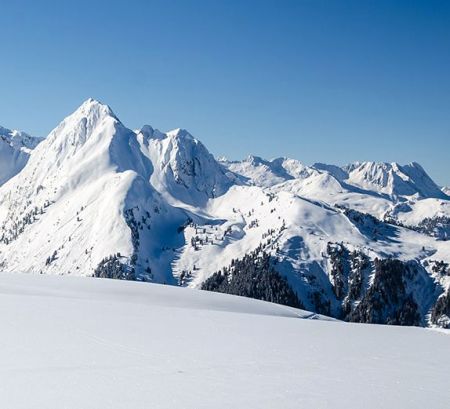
[0,126,42,186]
[313,161,448,200]
[220,156,319,187]
[0,99,185,283]
[137,125,232,207]
[341,161,447,199]
[1,98,449,328]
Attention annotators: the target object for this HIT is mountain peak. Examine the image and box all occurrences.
[0,125,42,186]
[138,125,166,141]
[43,98,121,150]
[337,160,446,199]
[166,128,194,140]
[74,98,116,120]
[0,126,42,151]
[245,155,265,165]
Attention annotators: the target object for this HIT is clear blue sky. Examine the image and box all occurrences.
[1,0,449,185]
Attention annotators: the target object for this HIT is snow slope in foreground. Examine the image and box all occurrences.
[0,274,448,409]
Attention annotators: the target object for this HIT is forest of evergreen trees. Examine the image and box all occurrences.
[431,291,450,328]
[93,254,135,281]
[201,248,303,309]
[348,258,421,326]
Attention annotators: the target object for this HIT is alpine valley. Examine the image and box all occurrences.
[1,99,449,328]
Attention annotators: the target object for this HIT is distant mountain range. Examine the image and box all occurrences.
[1,99,449,328]
[0,126,42,185]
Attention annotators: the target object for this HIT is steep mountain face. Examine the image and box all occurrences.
[342,161,447,199]
[0,126,42,186]
[1,99,449,328]
[0,99,185,283]
[314,161,447,200]
[137,126,232,207]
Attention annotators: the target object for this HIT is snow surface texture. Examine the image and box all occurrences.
[0,273,448,409]
[0,98,450,326]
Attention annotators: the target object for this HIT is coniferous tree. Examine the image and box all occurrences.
[201,250,303,309]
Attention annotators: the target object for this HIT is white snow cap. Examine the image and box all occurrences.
[72,98,117,121]
[166,127,195,140]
